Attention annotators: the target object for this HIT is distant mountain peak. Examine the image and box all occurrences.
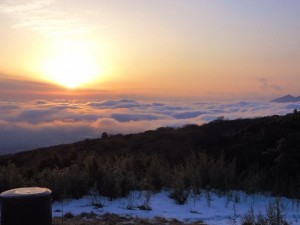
[272,95,300,103]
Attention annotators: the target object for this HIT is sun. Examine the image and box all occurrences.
[41,41,100,89]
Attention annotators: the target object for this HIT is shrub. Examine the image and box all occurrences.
[241,199,290,225]
[63,212,74,219]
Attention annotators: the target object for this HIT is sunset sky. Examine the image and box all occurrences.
[1,1,300,153]
[1,0,300,100]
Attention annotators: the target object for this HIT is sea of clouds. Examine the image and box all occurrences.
[0,99,299,154]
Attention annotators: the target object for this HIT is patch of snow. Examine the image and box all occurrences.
[52,190,300,225]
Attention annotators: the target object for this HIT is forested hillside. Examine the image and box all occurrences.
[1,111,300,201]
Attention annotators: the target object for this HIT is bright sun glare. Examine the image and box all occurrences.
[41,41,100,89]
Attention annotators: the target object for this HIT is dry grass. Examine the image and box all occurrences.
[52,212,207,225]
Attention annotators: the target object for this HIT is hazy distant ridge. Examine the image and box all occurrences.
[271,94,300,103]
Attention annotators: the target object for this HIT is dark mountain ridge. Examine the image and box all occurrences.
[1,112,300,169]
[1,111,300,200]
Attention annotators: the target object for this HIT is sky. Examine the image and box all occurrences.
[0,0,300,100]
[1,1,300,154]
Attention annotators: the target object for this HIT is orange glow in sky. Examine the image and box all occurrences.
[0,0,300,100]
[39,40,100,89]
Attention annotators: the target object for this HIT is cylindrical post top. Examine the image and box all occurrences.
[1,187,52,225]
[0,187,52,198]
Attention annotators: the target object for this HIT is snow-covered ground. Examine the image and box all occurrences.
[52,190,300,225]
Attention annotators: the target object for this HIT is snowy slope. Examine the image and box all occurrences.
[52,190,300,225]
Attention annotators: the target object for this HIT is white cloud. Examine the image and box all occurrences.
[256,77,282,92]
[0,0,53,13]
[88,99,143,109]
[172,111,207,119]
[0,0,101,36]
[110,113,164,122]
[0,99,299,154]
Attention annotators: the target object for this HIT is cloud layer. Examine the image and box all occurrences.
[0,99,299,154]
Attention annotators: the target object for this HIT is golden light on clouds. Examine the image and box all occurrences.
[40,40,101,89]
